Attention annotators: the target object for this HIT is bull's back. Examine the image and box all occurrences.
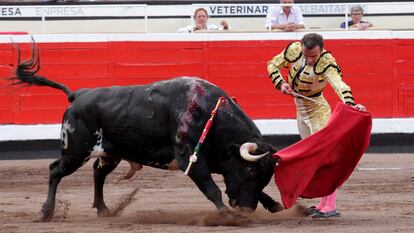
[67,77,224,151]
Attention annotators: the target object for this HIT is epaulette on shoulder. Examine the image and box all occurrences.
[314,51,342,75]
[283,42,302,63]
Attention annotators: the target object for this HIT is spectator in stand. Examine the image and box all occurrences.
[340,5,373,30]
[265,0,305,32]
[177,7,229,33]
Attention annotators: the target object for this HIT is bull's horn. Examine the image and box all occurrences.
[239,142,269,162]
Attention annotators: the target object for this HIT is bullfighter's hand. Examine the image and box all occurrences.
[353,104,366,112]
[280,82,293,96]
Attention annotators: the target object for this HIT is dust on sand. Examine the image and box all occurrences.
[0,153,413,232]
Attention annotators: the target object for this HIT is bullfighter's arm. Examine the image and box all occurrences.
[315,52,355,106]
[267,42,302,90]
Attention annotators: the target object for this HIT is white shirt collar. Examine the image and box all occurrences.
[278,7,295,15]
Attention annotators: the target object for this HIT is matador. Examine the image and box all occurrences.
[267,33,366,218]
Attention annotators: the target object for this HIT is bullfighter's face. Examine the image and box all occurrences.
[303,45,322,66]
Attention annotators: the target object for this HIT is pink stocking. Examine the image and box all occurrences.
[320,190,337,212]
[315,196,327,210]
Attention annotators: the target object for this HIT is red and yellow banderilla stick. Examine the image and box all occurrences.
[184,96,226,175]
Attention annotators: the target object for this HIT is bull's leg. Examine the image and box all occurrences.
[39,114,96,222]
[184,159,248,222]
[39,155,87,221]
[259,192,284,213]
[92,156,121,217]
[177,150,227,212]
[189,169,227,211]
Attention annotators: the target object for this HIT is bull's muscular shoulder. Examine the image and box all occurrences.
[283,42,302,63]
[314,51,341,75]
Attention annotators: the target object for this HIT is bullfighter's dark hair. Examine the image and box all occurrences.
[301,33,324,51]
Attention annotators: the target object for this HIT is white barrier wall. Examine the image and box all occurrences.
[0,3,413,33]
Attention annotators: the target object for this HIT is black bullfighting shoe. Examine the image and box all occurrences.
[305,206,319,216]
[311,209,341,218]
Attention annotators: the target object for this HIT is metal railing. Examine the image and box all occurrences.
[0,2,413,33]
[0,4,148,33]
[192,2,414,32]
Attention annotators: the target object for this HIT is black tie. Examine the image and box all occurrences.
[291,62,306,91]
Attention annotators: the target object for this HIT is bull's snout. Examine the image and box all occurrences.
[229,199,238,208]
[237,206,255,213]
[229,199,255,213]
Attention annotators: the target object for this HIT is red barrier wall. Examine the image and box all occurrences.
[1,38,414,124]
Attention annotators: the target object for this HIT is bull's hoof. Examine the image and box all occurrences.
[35,204,54,222]
[237,206,255,213]
[266,201,284,213]
[36,210,53,222]
[94,202,114,217]
[36,215,52,222]
[216,209,251,226]
[229,199,238,209]
[97,207,113,217]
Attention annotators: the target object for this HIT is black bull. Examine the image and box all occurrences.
[12,43,283,221]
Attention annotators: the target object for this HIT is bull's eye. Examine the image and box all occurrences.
[246,167,256,177]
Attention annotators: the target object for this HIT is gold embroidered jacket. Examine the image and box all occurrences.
[267,42,355,105]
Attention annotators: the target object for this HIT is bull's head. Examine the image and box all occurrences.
[221,142,278,212]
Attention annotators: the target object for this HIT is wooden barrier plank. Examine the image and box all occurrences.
[1,38,414,124]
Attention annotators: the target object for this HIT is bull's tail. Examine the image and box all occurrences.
[12,37,74,102]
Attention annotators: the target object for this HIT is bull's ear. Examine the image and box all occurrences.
[256,143,278,166]
[256,142,277,155]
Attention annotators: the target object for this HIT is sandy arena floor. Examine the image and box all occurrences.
[0,153,413,233]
